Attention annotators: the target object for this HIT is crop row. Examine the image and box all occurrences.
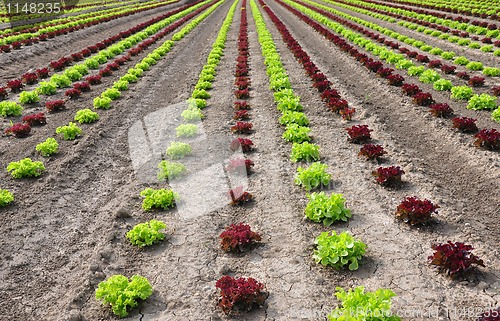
[305,0,500,88]
[2,0,225,183]
[0,0,179,50]
[339,0,500,35]
[281,0,500,138]
[250,0,408,316]
[93,0,246,316]
[0,0,206,96]
[321,0,500,55]
[382,0,500,19]
[322,0,500,56]
[2,1,230,314]
[0,0,216,138]
[296,0,500,123]
[0,0,139,24]
[257,0,495,318]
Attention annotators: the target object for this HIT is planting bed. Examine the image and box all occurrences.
[0,0,498,320]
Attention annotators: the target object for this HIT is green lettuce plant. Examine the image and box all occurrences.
[0,189,14,207]
[74,109,100,123]
[7,158,45,178]
[305,192,352,226]
[157,160,187,181]
[0,101,23,116]
[19,91,40,104]
[283,124,311,143]
[140,188,178,211]
[467,94,498,110]
[36,137,59,156]
[176,124,198,138]
[95,275,153,317]
[294,162,331,191]
[166,142,192,160]
[451,86,473,100]
[126,219,167,247]
[327,286,400,320]
[290,142,320,162]
[313,231,366,270]
[56,122,82,140]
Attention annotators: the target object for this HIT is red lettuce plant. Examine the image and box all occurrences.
[387,74,404,86]
[366,61,383,72]
[227,186,253,205]
[219,223,261,252]
[107,62,120,71]
[429,103,453,117]
[313,80,331,92]
[456,71,470,80]
[234,101,251,110]
[49,59,67,71]
[440,65,456,74]
[452,117,478,133]
[129,47,142,56]
[231,122,253,134]
[5,123,31,138]
[429,241,484,278]
[0,87,8,99]
[36,68,50,79]
[492,86,500,96]
[85,75,102,85]
[7,79,23,92]
[71,53,84,61]
[216,276,267,315]
[73,81,91,92]
[468,76,485,87]
[99,67,113,77]
[406,51,418,58]
[358,144,386,160]
[80,48,92,57]
[395,196,439,225]
[340,107,356,121]
[45,100,66,112]
[474,129,500,150]
[235,78,250,90]
[22,113,46,126]
[412,92,434,106]
[0,44,11,53]
[327,98,348,113]
[234,110,250,120]
[11,41,21,50]
[226,158,254,175]
[372,166,404,186]
[235,67,248,77]
[22,72,38,85]
[402,84,421,96]
[230,138,254,152]
[321,89,341,101]
[65,88,82,99]
[346,125,372,143]
[416,54,430,63]
[235,89,250,99]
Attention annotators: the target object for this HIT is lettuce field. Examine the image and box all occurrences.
[0,0,499,319]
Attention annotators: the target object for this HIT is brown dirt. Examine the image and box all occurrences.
[0,0,499,320]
